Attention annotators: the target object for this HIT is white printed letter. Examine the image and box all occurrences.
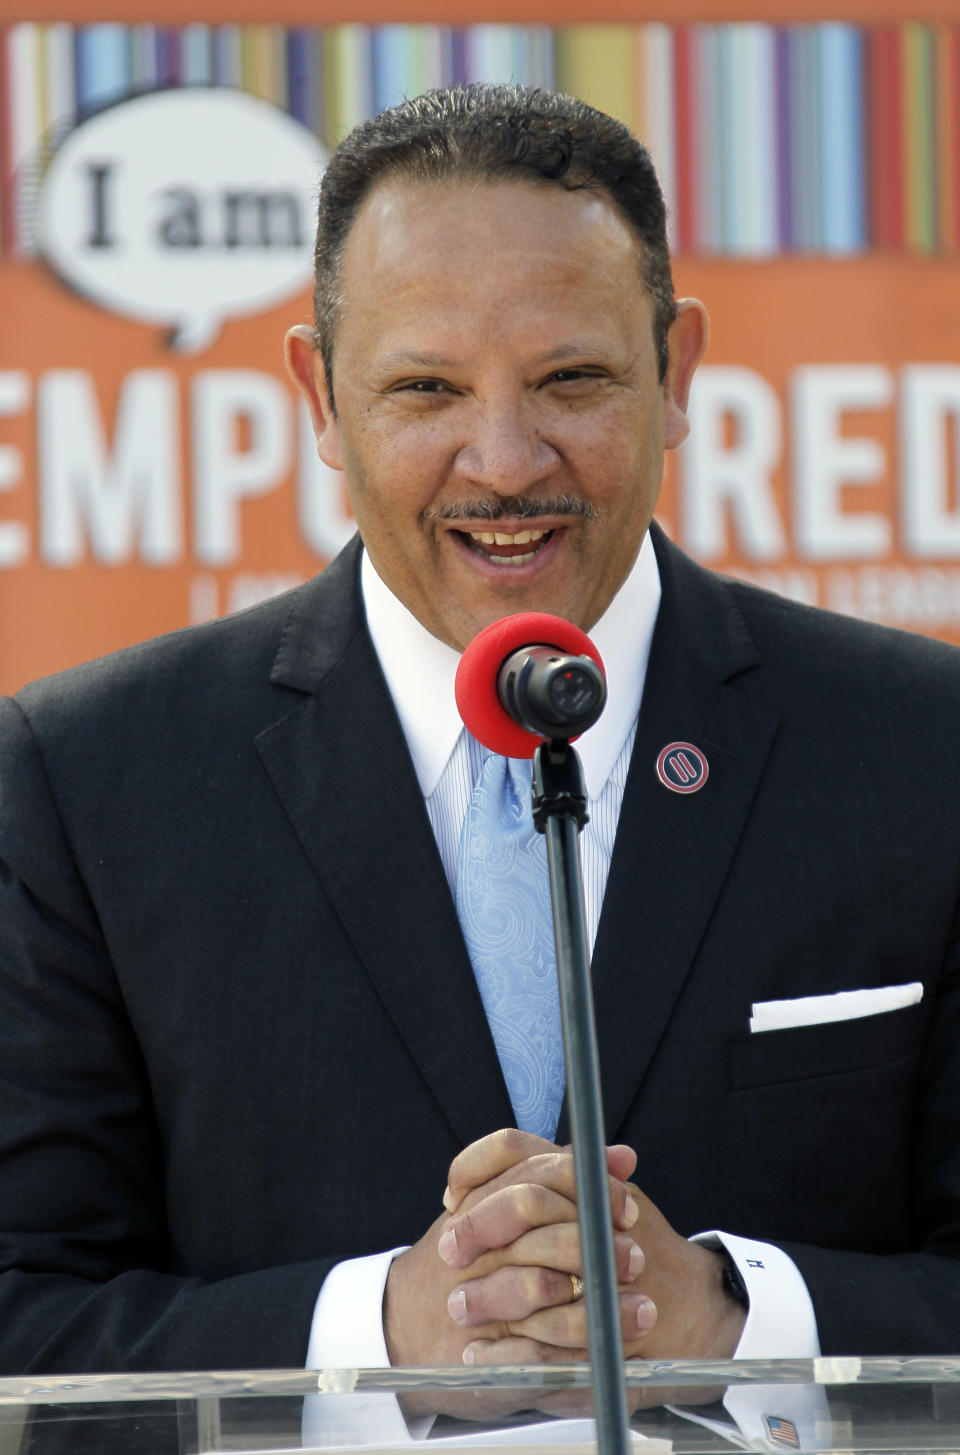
[192,370,290,565]
[39,370,181,565]
[901,365,960,558]
[0,371,30,567]
[792,366,892,560]
[682,367,785,561]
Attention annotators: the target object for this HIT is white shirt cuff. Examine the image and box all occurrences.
[303,1248,433,1446]
[688,1231,829,1449]
[691,1230,820,1360]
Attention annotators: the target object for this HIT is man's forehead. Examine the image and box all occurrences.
[346,172,637,252]
[337,174,646,302]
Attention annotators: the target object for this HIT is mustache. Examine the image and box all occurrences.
[423,495,599,523]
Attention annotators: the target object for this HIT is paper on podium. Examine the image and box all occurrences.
[201,1418,668,1453]
[317,1419,663,1450]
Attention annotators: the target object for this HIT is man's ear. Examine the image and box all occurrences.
[284,324,343,470]
[662,299,709,451]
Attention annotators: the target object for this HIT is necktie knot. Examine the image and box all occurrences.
[477,752,531,831]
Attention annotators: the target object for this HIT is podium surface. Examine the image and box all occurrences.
[3,1358,960,1453]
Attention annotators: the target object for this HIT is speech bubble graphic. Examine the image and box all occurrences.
[38,88,326,352]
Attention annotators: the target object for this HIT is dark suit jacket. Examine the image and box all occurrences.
[1,525,959,1374]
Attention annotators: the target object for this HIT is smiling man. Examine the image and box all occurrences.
[1,84,960,1445]
[286,171,704,652]
[283,100,736,1390]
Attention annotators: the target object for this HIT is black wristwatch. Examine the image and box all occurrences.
[722,1256,750,1310]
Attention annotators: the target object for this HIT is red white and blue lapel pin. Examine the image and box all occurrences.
[656,741,709,794]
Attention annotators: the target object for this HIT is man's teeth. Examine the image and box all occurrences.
[468,529,546,546]
[465,527,548,566]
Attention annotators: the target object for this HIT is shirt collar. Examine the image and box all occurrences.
[361,533,662,800]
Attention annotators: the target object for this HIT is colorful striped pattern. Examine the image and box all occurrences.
[1,20,958,258]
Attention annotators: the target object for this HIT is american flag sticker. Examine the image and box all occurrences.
[764,1413,800,1447]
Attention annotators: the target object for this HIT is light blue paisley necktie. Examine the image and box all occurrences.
[456,750,565,1140]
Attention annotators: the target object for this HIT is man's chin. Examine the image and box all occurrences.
[440,593,598,654]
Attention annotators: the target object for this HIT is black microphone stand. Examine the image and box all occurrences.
[532,738,631,1455]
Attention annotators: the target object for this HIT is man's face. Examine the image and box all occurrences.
[289,177,705,652]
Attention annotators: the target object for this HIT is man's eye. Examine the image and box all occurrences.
[548,369,602,384]
[398,379,446,393]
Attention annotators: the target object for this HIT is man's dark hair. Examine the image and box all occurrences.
[313,83,677,397]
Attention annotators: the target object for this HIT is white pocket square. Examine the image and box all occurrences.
[750,982,923,1033]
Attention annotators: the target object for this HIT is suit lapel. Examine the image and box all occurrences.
[255,540,513,1148]
[568,527,780,1142]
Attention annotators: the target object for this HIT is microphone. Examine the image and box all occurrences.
[455,612,607,758]
[457,616,626,1450]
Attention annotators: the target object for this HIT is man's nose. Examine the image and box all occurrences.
[452,400,558,496]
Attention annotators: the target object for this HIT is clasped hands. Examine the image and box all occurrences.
[384,1128,745,1391]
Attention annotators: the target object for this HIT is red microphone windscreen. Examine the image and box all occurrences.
[455,612,605,758]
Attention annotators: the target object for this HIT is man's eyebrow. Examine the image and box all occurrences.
[375,350,460,371]
[536,340,619,364]
[375,340,619,372]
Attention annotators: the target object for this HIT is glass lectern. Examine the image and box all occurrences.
[3,1358,960,1453]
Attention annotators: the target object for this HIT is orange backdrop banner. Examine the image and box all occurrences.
[1,13,958,693]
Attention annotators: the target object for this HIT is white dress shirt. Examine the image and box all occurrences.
[304,534,819,1446]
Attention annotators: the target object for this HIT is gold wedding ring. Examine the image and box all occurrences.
[569,1274,585,1302]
